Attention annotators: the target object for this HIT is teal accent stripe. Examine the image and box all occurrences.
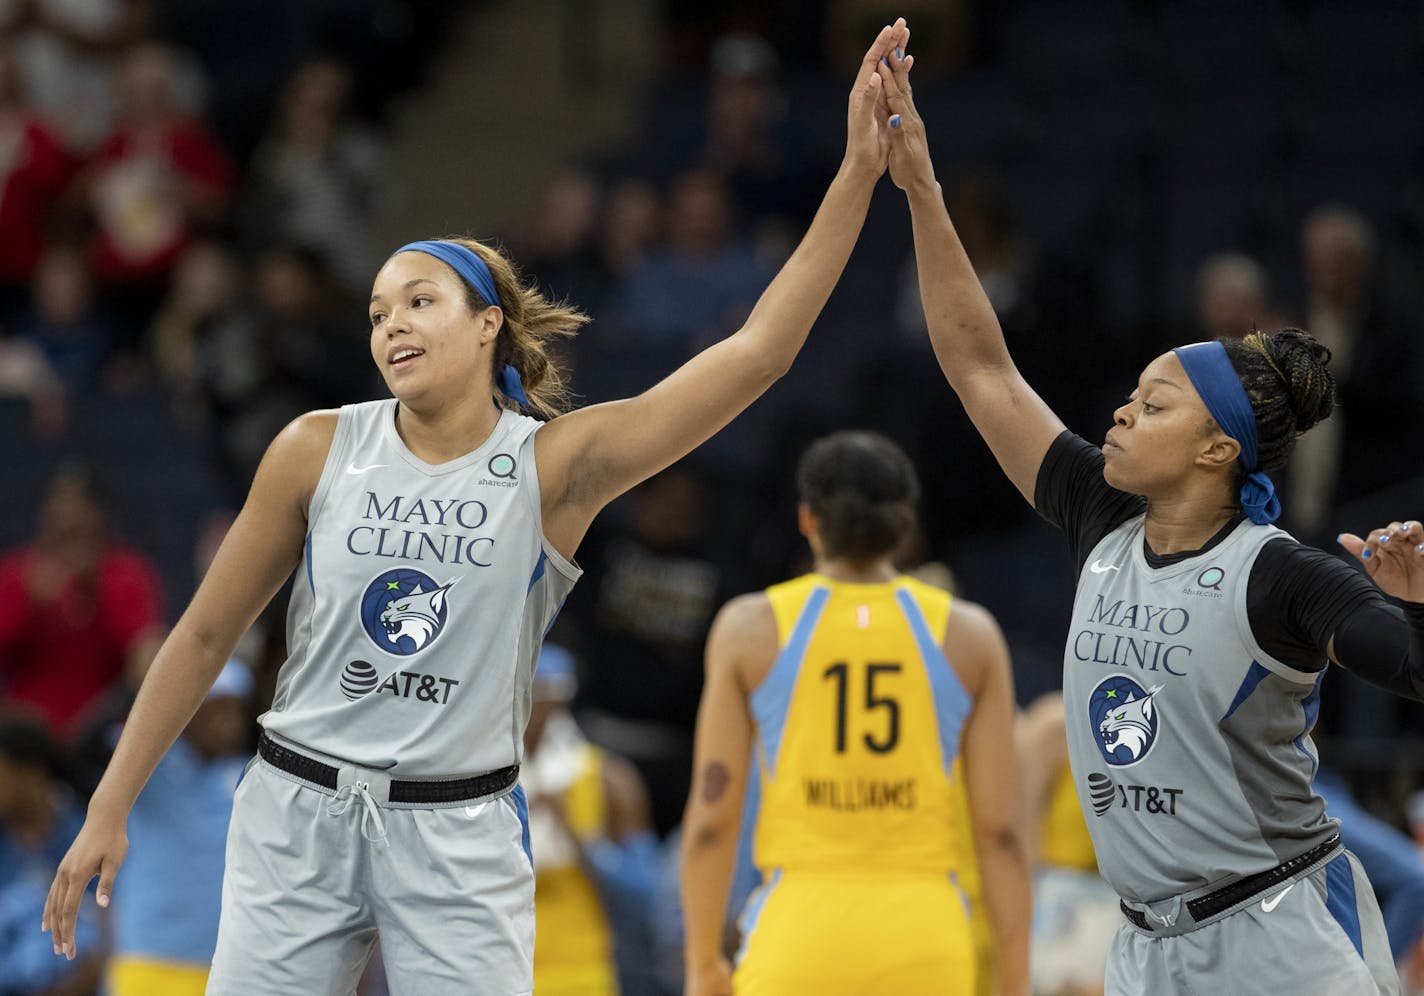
[751,586,830,777]
[1324,852,1363,957]
[895,589,971,773]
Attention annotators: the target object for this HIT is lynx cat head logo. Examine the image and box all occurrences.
[359,568,454,656]
[1089,675,1163,767]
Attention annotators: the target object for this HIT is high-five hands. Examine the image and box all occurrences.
[1340,521,1424,603]
[875,30,937,193]
[845,18,911,178]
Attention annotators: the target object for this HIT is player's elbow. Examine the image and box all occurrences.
[974,821,1030,866]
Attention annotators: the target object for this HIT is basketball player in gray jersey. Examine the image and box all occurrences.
[41,21,912,994]
[875,45,1424,996]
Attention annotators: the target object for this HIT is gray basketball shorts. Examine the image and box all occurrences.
[206,755,535,996]
[1107,849,1398,995]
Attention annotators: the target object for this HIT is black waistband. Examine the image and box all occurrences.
[1121,833,1342,932]
[258,733,519,805]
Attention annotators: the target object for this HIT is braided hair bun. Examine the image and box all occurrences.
[1221,329,1336,473]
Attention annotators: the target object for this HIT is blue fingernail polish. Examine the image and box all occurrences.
[1381,534,1390,544]
[1416,544,1424,552]
[882,56,889,66]
[891,115,901,127]
[896,48,903,59]
[1362,549,1372,558]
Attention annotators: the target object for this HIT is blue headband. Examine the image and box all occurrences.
[394,239,529,407]
[1172,341,1280,525]
[393,240,502,310]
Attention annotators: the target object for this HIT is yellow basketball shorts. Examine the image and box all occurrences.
[734,869,977,996]
[107,957,209,996]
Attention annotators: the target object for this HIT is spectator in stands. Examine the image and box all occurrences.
[610,167,768,353]
[524,644,659,996]
[0,41,76,324]
[12,244,114,392]
[77,42,232,341]
[196,243,369,493]
[1314,767,1424,987]
[521,169,611,314]
[0,0,143,154]
[106,659,253,996]
[240,58,385,294]
[1194,251,1281,341]
[0,461,164,739]
[0,329,65,439]
[1286,206,1419,540]
[144,240,243,417]
[0,713,102,995]
[565,465,724,836]
[700,33,819,236]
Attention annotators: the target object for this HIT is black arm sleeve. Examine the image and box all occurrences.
[1033,431,1146,576]
[1333,599,1424,700]
[1247,538,1424,698]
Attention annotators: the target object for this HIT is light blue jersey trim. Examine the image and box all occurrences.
[1324,852,1363,957]
[895,589,971,773]
[304,533,314,593]
[512,784,533,867]
[751,586,829,777]
[735,868,782,966]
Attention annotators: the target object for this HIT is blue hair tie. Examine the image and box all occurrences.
[392,240,502,309]
[499,365,529,408]
[1173,341,1280,525]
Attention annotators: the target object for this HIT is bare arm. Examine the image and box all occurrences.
[949,601,1031,996]
[681,594,775,996]
[536,22,907,559]
[1013,693,1069,865]
[877,51,1065,505]
[42,411,333,958]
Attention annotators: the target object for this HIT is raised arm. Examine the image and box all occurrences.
[536,22,905,558]
[681,594,773,996]
[42,412,329,959]
[877,50,1065,505]
[949,601,1031,996]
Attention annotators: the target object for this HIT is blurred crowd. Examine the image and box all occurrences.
[2,1,1424,994]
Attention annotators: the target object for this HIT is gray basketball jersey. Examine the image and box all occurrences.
[261,400,580,776]
[1063,515,1338,903]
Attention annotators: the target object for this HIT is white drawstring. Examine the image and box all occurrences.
[326,780,388,844]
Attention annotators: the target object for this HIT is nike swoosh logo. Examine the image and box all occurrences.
[1261,883,1294,912]
[1089,560,1120,574]
[346,462,388,475]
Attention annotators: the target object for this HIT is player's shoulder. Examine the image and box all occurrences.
[712,590,776,636]
[706,591,778,679]
[272,408,341,458]
[944,596,1010,689]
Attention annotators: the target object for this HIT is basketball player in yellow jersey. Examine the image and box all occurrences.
[681,432,1031,996]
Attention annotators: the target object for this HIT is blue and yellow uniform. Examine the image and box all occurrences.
[736,574,976,995]
[532,742,620,996]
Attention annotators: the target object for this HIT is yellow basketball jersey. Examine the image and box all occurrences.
[533,744,619,996]
[751,574,971,873]
[1039,763,1098,873]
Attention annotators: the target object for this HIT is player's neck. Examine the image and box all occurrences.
[393,394,505,464]
[813,558,898,585]
[1142,497,1239,556]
